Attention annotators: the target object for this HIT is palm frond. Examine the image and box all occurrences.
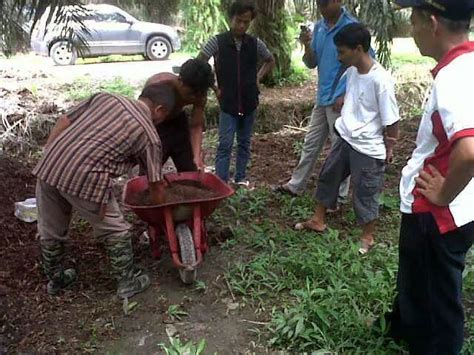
[358,0,397,67]
[1,0,89,56]
[288,0,398,67]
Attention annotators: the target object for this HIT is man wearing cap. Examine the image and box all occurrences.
[386,1,474,353]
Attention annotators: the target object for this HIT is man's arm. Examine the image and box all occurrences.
[300,27,317,69]
[384,122,400,164]
[416,136,474,206]
[255,39,275,85]
[148,181,166,205]
[257,55,275,85]
[197,35,217,63]
[196,52,208,62]
[190,96,207,170]
[142,142,166,204]
[196,51,220,101]
[45,94,98,148]
[302,44,317,69]
[378,78,400,163]
[45,115,71,147]
[332,71,349,113]
[197,37,220,101]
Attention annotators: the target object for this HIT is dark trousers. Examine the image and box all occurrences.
[388,213,474,354]
[157,111,197,172]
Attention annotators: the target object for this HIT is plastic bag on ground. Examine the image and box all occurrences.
[14,198,37,223]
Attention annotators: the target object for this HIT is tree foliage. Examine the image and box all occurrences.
[181,0,227,52]
[291,0,400,67]
[86,0,181,24]
[347,0,398,67]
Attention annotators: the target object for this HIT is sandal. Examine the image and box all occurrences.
[358,239,375,255]
[294,220,327,233]
[271,184,299,197]
[234,180,255,191]
[326,205,341,214]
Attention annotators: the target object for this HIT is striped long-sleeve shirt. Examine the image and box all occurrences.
[33,93,162,204]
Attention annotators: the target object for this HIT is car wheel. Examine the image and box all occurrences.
[50,41,77,66]
[146,36,171,61]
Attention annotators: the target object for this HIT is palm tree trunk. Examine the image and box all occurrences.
[252,0,292,86]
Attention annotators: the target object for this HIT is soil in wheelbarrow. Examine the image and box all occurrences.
[129,180,220,206]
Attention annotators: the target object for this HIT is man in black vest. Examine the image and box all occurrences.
[198,1,275,187]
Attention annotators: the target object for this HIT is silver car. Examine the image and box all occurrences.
[31,4,181,65]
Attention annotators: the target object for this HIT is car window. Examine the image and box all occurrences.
[95,12,129,23]
[79,12,96,21]
[110,12,128,23]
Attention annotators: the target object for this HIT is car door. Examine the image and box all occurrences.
[78,10,104,56]
[96,11,142,55]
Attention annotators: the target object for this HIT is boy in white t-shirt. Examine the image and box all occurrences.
[295,23,400,254]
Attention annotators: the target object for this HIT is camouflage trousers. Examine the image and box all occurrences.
[36,180,137,284]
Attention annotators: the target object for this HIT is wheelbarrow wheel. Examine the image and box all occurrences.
[176,223,197,284]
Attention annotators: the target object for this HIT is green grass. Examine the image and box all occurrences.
[66,77,139,101]
[391,53,435,70]
[166,304,189,322]
[214,186,474,353]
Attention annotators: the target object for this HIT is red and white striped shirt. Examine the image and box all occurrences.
[33,93,162,204]
[400,41,474,233]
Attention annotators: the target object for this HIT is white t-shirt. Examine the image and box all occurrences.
[399,42,474,234]
[335,62,400,160]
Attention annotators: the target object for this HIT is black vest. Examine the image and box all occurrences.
[215,31,258,117]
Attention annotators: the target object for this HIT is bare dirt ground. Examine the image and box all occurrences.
[0,111,421,354]
[0,46,454,353]
[0,74,322,353]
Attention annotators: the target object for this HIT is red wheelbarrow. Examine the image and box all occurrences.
[122,172,234,284]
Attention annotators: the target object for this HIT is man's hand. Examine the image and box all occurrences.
[149,181,166,205]
[194,155,205,171]
[299,28,312,47]
[384,124,399,165]
[333,96,344,114]
[415,165,448,206]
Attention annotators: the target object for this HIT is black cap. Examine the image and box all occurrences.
[394,0,474,21]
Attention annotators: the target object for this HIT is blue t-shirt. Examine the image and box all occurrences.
[311,7,357,106]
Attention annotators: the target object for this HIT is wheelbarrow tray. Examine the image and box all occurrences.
[122,172,234,225]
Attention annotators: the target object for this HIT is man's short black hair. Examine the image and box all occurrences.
[228,1,257,19]
[179,58,215,95]
[139,83,176,111]
[334,23,371,52]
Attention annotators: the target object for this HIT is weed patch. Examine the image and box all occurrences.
[222,186,473,353]
[66,77,139,102]
[158,337,207,355]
